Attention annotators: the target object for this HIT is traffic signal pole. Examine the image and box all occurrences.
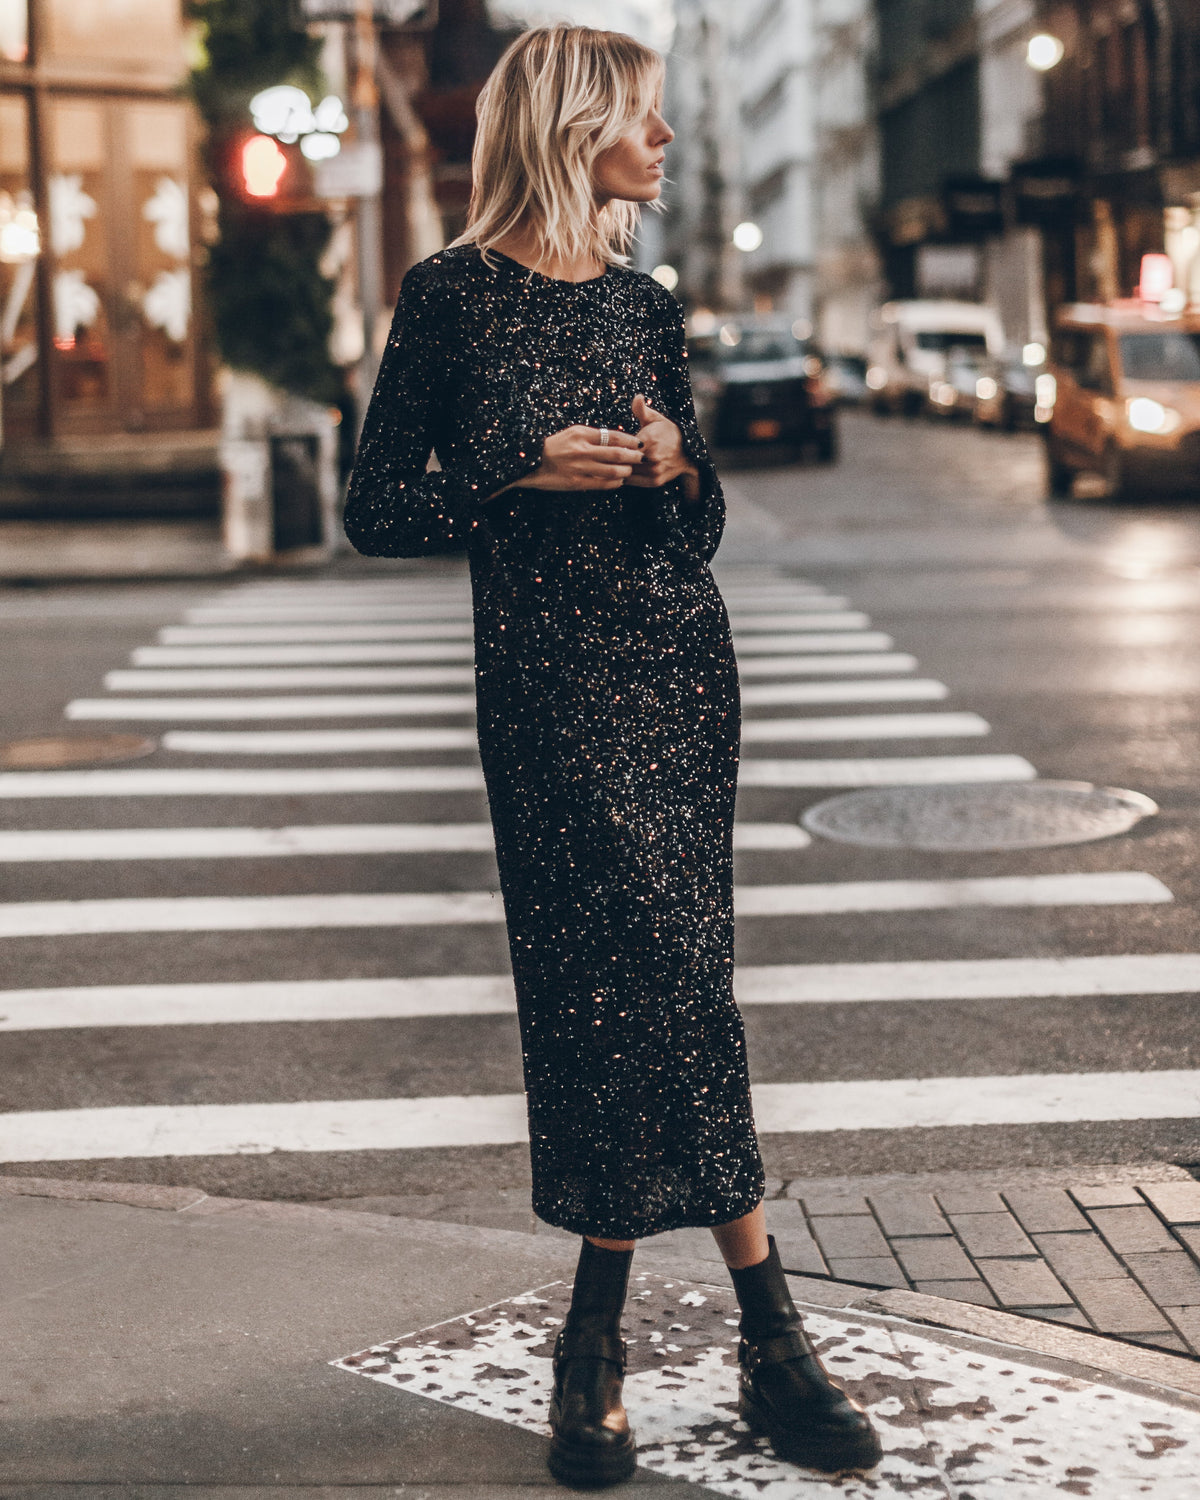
[351,0,386,430]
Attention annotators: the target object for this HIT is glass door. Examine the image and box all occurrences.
[46,95,201,434]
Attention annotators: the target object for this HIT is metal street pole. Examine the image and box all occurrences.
[351,0,386,429]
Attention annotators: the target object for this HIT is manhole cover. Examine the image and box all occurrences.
[0,734,156,769]
[801,781,1158,852]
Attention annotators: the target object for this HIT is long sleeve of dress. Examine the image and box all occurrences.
[343,260,545,558]
[647,292,726,567]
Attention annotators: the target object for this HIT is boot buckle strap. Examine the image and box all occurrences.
[554,1329,627,1371]
[739,1330,815,1371]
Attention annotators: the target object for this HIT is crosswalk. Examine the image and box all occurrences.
[1,562,1197,1176]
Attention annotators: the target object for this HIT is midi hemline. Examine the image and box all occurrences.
[533,1181,767,1243]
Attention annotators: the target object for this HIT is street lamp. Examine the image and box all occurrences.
[732,221,763,253]
[1026,33,1064,71]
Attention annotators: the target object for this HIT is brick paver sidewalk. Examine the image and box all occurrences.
[318,1165,1200,1361]
[763,1175,1200,1357]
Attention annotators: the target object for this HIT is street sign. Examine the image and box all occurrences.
[298,0,427,21]
[313,140,383,199]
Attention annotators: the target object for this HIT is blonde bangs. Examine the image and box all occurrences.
[448,25,664,272]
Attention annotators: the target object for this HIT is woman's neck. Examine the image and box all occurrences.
[491,231,605,284]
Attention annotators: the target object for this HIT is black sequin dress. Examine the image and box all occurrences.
[344,245,765,1239]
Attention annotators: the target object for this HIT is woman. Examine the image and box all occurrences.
[343,24,880,1487]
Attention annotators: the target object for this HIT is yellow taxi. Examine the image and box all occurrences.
[1041,302,1200,498]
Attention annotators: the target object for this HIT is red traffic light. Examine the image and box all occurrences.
[241,135,289,198]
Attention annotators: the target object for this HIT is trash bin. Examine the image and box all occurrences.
[220,370,338,563]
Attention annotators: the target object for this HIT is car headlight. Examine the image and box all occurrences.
[975,377,999,401]
[1127,397,1182,435]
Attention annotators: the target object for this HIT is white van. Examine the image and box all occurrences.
[866,300,1005,416]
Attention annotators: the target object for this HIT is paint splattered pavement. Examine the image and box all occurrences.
[338,1271,1200,1497]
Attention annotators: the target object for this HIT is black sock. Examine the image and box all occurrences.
[564,1237,633,1342]
[728,1236,803,1343]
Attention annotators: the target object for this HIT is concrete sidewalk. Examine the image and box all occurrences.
[5,1174,1200,1496]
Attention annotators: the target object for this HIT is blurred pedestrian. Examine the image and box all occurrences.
[343,23,880,1486]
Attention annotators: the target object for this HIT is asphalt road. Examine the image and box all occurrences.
[1,409,1198,1204]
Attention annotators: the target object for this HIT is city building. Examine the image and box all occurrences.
[1021,0,1200,311]
[661,0,745,313]
[812,0,883,354]
[873,0,1047,348]
[733,0,820,319]
[0,0,213,507]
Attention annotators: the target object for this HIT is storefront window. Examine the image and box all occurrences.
[0,91,41,435]
[128,102,194,413]
[42,0,182,71]
[48,98,112,412]
[0,1,28,63]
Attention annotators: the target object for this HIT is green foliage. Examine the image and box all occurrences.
[188,0,341,403]
[208,210,342,403]
[188,0,325,124]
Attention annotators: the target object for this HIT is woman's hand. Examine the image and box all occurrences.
[624,395,700,497]
[490,424,644,497]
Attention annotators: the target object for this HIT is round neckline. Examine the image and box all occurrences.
[485,247,609,286]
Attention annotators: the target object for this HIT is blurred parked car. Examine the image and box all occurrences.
[824,354,870,405]
[974,347,1046,430]
[1041,303,1200,498]
[689,316,838,461]
[926,341,993,419]
[866,300,1005,416]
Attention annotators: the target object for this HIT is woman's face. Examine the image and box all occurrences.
[593,96,674,206]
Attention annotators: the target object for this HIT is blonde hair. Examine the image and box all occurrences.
[448,24,665,272]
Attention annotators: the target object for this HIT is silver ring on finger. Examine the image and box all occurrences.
[599,426,610,447]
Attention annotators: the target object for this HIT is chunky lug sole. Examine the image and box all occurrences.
[738,1380,883,1474]
[547,1395,637,1489]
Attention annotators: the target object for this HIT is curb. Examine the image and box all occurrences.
[6,1172,1200,1407]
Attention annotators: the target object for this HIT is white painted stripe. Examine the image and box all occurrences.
[736,633,894,653]
[68,682,951,719]
[730,612,870,630]
[159,720,987,753]
[133,643,476,666]
[215,583,468,597]
[753,1071,1200,1136]
[0,891,501,937]
[740,655,916,677]
[738,754,1036,787]
[143,638,889,667]
[0,820,805,862]
[0,1096,531,1159]
[105,658,916,691]
[733,823,812,849]
[68,694,478,721]
[741,680,948,706]
[0,767,487,798]
[185,605,475,624]
[740,713,990,742]
[735,872,1171,916]
[0,758,1029,798]
[105,666,477,690]
[159,623,476,644]
[0,872,1168,937]
[4,953,1194,1033]
[5,1069,1199,1159]
[0,824,498,861]
[162,727,480,753]
[0,976,516,1030]
[735,953,1200,1005]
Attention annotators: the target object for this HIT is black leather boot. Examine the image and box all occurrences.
[730,1237,882,1474]
[547,1238,637,1488]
